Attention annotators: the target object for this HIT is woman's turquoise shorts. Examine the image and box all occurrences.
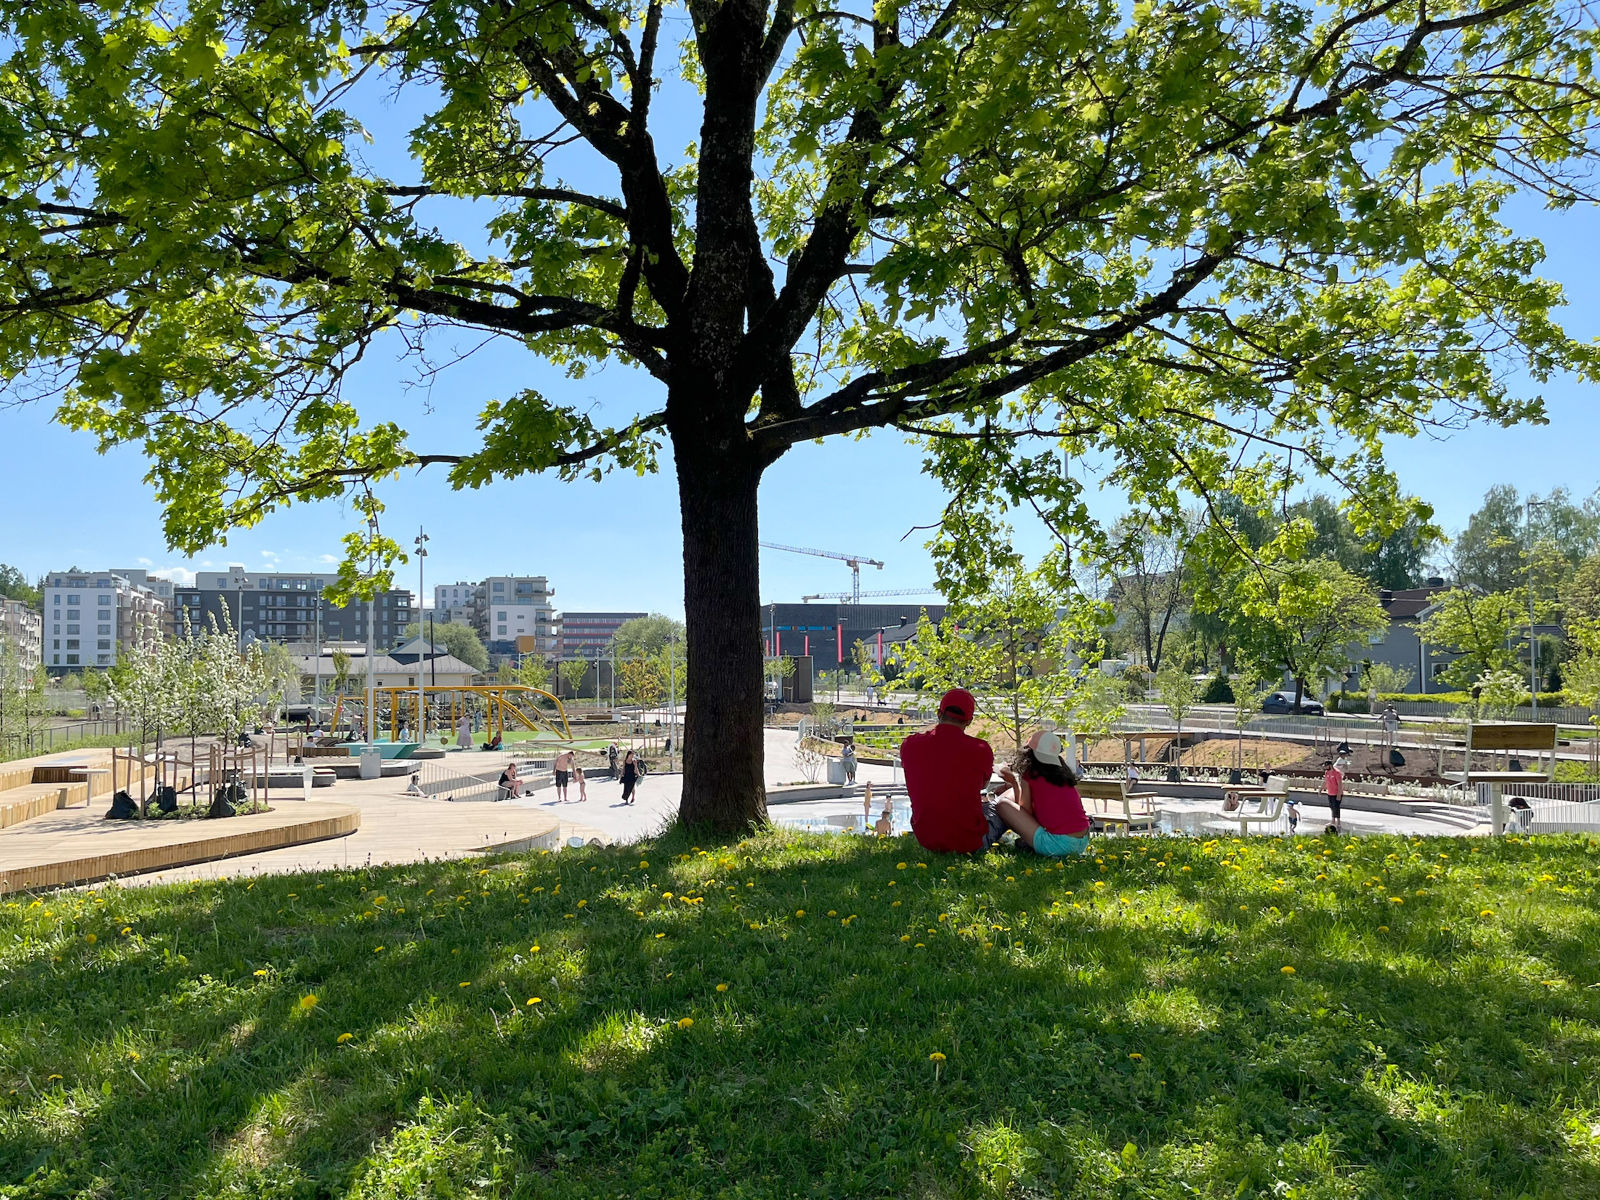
[1032,829,1091,856]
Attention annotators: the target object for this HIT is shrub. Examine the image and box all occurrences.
[1200,673,1234,704]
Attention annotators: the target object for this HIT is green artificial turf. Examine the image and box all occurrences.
[2,829,1598,1198]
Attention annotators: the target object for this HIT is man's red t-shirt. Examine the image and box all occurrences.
[900,722,994,853]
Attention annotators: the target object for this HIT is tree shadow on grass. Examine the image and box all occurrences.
[1,830,1598,1198]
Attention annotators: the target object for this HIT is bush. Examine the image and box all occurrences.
[1200,673,1234,704]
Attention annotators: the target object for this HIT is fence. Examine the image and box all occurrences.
[1383,701,1596,725]
[1,716,129,761]
[411,758,504,803]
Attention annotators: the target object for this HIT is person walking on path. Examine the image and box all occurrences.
[574,765,588,802]
[841,741,858,784]
[620,750,641,805]
[457,714,472,750]
[554,748,575,802]
[607,741,620,777]
[899,688,1001,854]
[1323,758,1344,834]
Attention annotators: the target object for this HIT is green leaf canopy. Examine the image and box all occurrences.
[3,0,1599,826]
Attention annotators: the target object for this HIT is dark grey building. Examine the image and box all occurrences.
[173,565,413,648]
[764,601,946,671]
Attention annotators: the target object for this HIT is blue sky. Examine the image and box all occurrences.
[1,62,1597,617]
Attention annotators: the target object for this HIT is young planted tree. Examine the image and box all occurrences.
[1364,662,1416,710]
[559,658,590,701]
[5,0,1600,829]
[1153,660,1201,776]
[1227,560,1387,709]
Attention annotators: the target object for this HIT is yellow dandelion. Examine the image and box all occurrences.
[120,927,131,935]
[530,945,540,953]
[901,934,912,943]
[677,1017,694,1030]
[85,933,96,944]
[1129,1053,1142,1061]
[795,909,805,917]
[298,994,318,1011]
[661,892,674,900]
[827,910,838,917]
[1389,897,1403,904]
[928,1052,946,1062]
[655,932,666,939]
[1480,909,1494,917]
[459,981,472,988]
[937,913,947,922]
[897,863,907,870]
[527,997,542,1005]
[1280,966,1295,975]
[337,1033,354,1044]
[47,1074,62,1081]
[639,860,649,868]
[1378,925,1390,932]
[254,969,268,977]
[1180,866,1191,872]
[716,983,729,992]
[373,946,384,953]
[891,900,902,908]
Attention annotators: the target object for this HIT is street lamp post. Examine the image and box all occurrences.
[235,574,250,650]
[365,517,378,745]
[1527,498,1545,714]
[414,526,428,741]
[669,631,678,772]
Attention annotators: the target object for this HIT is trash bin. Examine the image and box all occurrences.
[358,748,382,780]
[827,756,847,785]
[302,765,316,801]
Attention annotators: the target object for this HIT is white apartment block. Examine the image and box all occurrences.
[43,569,168,670]
[483,575,558,656]
[0,599,43,670]
[433,580,481,626]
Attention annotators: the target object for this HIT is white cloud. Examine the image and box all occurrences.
[260,550,279,561]
[155,566,197,586]
[136,556,153,566]
[318,554,338,564]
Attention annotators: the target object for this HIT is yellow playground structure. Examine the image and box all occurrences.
[330,684,573,743]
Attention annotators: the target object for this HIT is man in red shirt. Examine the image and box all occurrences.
[899,688,1001,853]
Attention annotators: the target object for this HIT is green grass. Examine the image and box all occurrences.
[0,732,133,765]
[3,829,1599,1199]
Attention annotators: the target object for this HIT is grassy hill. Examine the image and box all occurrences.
[2,827,1598,1198]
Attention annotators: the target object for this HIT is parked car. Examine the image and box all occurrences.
[1260,690,1324,716]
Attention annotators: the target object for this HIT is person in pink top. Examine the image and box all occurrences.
[993,724,1091,856]
[1322,759,1343,834]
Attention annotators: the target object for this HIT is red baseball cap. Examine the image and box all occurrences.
[939,688,976,723]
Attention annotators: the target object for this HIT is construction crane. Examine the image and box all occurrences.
[759,541,884,604]
[801,588,942,603]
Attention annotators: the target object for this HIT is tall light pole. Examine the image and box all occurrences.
[234,573,250,651]
[1527,498,1545,713]
[365,517,378,745]
[313,590,322,723]
[669,630,678,772]
[414,525,428,740]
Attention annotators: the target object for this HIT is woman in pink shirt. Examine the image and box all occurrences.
[994,725,1091,856]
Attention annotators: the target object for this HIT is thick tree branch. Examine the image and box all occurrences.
[381,184,627,220]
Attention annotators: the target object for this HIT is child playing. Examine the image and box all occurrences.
[1285,795,1300,834]
[1322,758,1343,834]
[993,723,1091,856]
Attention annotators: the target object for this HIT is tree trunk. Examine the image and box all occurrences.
[675,426,768,832]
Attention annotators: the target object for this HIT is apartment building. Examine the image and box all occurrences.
[432,580,481,626]
[0,599,43,670]
[558,612,646,660]
[481,575,558,660]
[174,566,414,649]
[42,569,169,670]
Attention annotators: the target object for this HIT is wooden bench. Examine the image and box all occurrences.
[1446,722,1557,834]
[1077,778,1162,833]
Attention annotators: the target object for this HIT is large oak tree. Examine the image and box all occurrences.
[3,0,1599,830]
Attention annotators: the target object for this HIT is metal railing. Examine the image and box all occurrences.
[2,716,129,760]
[411,758,503,803]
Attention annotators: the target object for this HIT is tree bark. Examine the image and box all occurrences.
[674,416,768,832]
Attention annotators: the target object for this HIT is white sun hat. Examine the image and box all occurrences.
[1028,720,1064,765]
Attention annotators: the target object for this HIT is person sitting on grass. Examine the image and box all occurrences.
[899,688,1003,853]
[992,724,1091,856]
[481,731,503,752]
